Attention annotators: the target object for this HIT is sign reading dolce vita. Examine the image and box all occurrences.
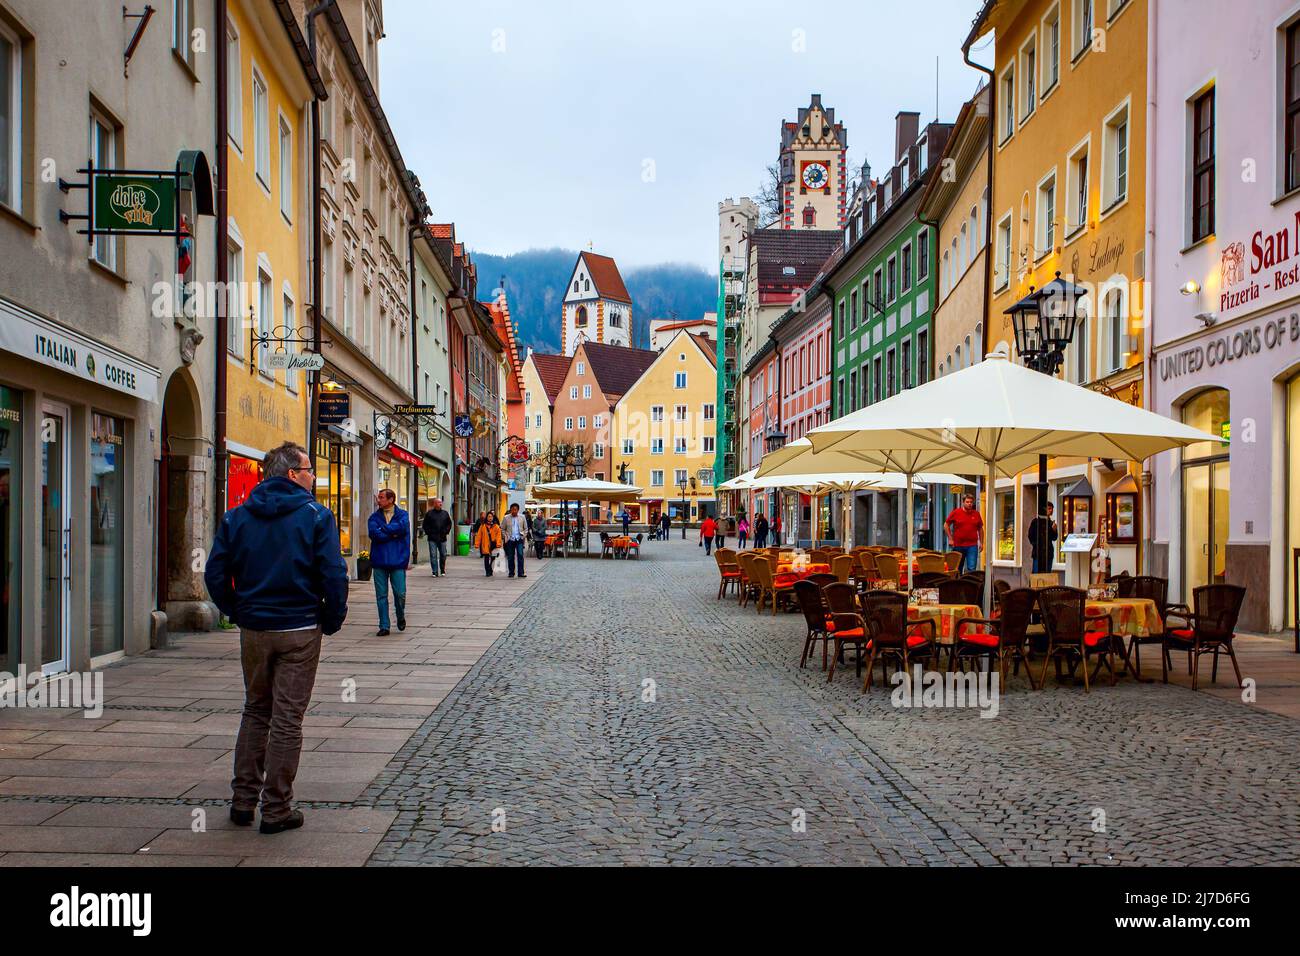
[91,172,179,234]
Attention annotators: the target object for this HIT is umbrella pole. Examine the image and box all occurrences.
[984,461,996,617]
[906,476,914,595]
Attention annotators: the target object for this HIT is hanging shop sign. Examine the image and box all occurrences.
[453,414,474,437]
[59,165,185,239]
[393,403,440,417]
[318,392,351,425]
[265,351,325,371]
[505,436,530,464]
[385,443,421,468]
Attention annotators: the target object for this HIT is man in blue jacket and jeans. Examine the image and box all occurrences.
[205,442,348,835]
[367,488,410,636]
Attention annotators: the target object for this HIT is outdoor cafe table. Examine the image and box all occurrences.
[907,603,984,644]
[609,535,636,556]
[1086,597,1163,637]
[775,562,831,577]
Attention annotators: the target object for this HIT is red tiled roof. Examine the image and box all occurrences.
[654,318,711,332]
[529,353,571,404]
[690,332,717,368]
[428,223,454,239]
[581,252,632,304]
[482,296,524,401]
[581,340,658,398]
[753,229,843,290]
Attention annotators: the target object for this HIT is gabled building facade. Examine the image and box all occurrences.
[779,94,849,231]
[560,251,633,355]
[520,350,569,496]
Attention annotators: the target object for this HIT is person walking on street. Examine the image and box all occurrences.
[501,503,528,578]
[699,514,718,556]
[474,512,504,576]
[421,498,452,577]
[945,493,985,573]
[367,489,410,637]
[753,513,769,549]
[659,512,670,541]
[204,442,348,835]
[1026,501,1059,575]
[531,510,548,559]
[620,509,631,537]
[737,515,750,549]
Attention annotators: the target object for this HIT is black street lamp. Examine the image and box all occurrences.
[1005,271,1087,575]
[764,428,787,544]
[677,477,689,539]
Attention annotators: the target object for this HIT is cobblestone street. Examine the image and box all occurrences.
[367,539,1300,865]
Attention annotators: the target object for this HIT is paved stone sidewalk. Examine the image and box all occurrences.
[366,538,1300,866]
[0,554,539,866]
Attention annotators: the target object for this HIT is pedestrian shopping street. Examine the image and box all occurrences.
[2,539,1296,866]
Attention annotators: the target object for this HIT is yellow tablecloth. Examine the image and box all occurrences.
[907,603,984,644]
[1087,598,1162,637]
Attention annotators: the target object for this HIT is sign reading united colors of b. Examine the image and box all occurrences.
[93,173,178,233]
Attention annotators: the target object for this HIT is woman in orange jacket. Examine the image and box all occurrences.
[474,513,504,576]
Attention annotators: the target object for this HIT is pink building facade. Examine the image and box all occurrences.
[1148,0,1300,633]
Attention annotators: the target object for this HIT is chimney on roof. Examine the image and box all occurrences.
[895,111,920,162]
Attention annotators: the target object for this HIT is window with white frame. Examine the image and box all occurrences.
[1066,139,1089,237]
[622,438,633,455]
[594,414,604,428]
[172,0,194,65]
[887,254,898,302]
[651,405,663,422]
[1036,171,1057,259]
[534,414,542,428]
[917,229,930,281]
[702,403,715,420]
[226,22,242,149]
[582,384,591,399]
[278,116,292,220]
[999,64,1015,143]
[651,470,664,487]
[673,469,687,487]
[564,417,573,430]
[1102,101,1129,211]
[569,385,578,400]
[703,436,715,453]
[257,267,273,378]
[226,238,244,355]
[651,438,664,455]
[283,292,298,392]
[252,68,269,186]
[1042,4,1061,93]
[576,361,585,375]
[0,21,22,212]
[1020,34,1037,121]
[1103,286,1126,372]
[901,242,913,292]
[1073,0,1094,58]
[674,437,686,454]
[90,108,118,269]
[674,371,687,388]
[1071,297,1091,383]
[594,443,604,459]
[674,404,687,421]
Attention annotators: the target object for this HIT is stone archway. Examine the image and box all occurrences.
[158,368,217,631]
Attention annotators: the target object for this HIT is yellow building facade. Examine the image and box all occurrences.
[612,331,718,523]
[971,0,1149,579]
[223,0,321,505]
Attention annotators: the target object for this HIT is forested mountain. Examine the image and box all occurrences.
[469,248,717,354]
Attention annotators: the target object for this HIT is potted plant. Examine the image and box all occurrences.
[356,550,372,581]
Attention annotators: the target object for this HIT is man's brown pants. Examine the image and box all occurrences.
[232,626,322,823]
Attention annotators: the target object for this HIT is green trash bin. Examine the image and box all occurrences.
[456,528,471,557]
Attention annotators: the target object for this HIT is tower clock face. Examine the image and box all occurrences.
[801,161,829,189]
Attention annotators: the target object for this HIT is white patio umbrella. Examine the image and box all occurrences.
[531,478,644,554]
[717,468,759,491]
[753,444,972,556]
[779,349,1225,613]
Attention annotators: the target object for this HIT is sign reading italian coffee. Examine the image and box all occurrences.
[92,173,178,234]
[1158,312,1300,382]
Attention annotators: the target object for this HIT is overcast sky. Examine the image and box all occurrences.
[381,0,991,271]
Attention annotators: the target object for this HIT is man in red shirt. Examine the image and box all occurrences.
[699,515,718,556]
[944,493,984,573]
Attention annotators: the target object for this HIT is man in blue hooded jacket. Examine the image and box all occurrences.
[367,488,410,636]
[205,442,348,834]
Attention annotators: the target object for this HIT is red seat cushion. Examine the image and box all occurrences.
[832,627,866,639]
[959,632,1000,648]
[906,634,931,649]
[773,575,797,587]
[1168,628,1194,639]
[1083,632,1117,649]
[720,570,740,578]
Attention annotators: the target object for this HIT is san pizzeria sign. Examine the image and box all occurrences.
[1217,210,1300,313]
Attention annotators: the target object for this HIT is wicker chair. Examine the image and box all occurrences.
[943,550,964,573]
[916,553,949,575]
[951,587,1038,689]
[810,549,831,565]
[794,580,832,670]
[805,572,838,590]
[714,548,741,600]
[831,553,855,584]
[751,555,796,616]
[737,552,761,608]
[1162,584,1246,691]
[1125,574,1169,679]
[874,552,901,586]
[937,578,982,606]
[860,591,937,691]
[822,582,873,683]
[1037,586,1126,692]
[912,571,951,589]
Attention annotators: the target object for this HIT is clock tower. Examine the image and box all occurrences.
[778,94,847,230]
